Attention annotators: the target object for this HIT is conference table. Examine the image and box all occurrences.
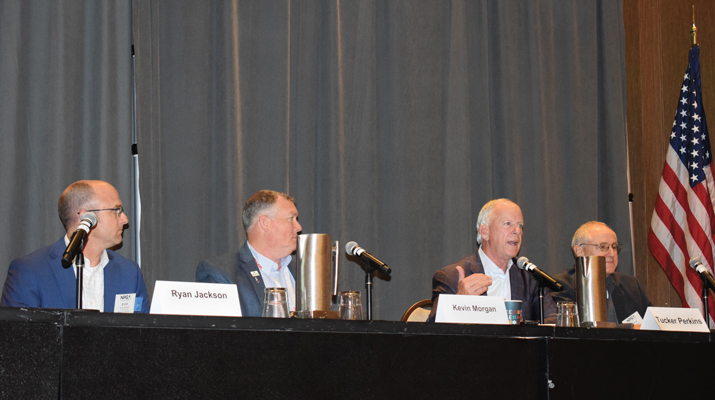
[0,307,712,399]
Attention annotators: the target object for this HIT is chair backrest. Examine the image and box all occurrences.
[400,299,433,322]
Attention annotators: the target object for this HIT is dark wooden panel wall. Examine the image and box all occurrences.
[624,0,715,307]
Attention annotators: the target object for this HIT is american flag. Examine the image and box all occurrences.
[649,45,715,327]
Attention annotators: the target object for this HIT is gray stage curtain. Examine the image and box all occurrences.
[133,0,629,320]
[0,2,135,280]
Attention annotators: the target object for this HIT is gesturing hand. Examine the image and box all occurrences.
[456,265,492,296]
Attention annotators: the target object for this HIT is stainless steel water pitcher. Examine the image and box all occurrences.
[296,234,339,319]
[575,255,608,327]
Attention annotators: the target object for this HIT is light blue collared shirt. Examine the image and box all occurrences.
[246,241,296,311]
[479,247,513,300]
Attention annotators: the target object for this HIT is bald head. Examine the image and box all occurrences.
[58,180,116,232]
[572,221,619,276]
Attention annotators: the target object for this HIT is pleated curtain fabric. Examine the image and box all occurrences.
[0,0,628,321]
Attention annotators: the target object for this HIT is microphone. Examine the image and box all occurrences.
[345,241,391,275]
[690,257,715,292]
[517,257,563,292]
[61,212,98,268]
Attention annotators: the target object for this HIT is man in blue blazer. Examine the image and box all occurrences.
[428,199,557,322]
[196,190,301,317]
[1,180,149,313]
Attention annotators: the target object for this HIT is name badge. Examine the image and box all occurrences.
[114,293,136,313]
[621,311,643,325]
[640,307,709,332]
[435,294,509,324]
[150,280,242,317]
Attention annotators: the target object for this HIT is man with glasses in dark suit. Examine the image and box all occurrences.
[552,221,651,323]
[1,180,149,313]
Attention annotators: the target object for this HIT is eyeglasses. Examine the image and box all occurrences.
[82,206,124,217]
[579,242,623,254]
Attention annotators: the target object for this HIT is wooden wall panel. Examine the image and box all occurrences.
[624,0,715,307]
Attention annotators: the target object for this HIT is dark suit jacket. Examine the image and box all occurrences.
[195,241,296,317]
[428,251,557,322]
[1,238,150,313]
[552,268,652,322]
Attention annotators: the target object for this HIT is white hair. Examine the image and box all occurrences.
[476,199,516,245]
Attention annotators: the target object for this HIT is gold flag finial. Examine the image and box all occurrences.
[691,6,698,47]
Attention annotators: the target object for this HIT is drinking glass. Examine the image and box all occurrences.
[262,287,290,318]
[556,301,580,327]
[338,291,363,320]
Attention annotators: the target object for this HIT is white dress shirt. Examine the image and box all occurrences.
[479,247,513,300]
[65,235,109,312]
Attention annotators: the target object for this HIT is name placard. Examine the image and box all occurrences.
[640,307,709,333]
[150,280,242,317]
[435,294,509,324]
[621,311,643,325]
[114,293,136,313]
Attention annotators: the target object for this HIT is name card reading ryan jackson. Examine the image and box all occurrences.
[150,280,241,317]
[640,307,709,333]
[435,294,509,324]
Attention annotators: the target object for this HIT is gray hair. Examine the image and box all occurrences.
[571,221,616,250]
[58,181,96,231]
[242,190,295,232]
[475,198,516,245]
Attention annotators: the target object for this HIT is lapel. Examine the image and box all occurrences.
[49,238,79,308]
[470,251,488,296]
[609,273,627,320]
[470,252,486,275]
[238,243,266,302]
[472,251,523,299]
[508,258,526,301]
[104,253,120,311]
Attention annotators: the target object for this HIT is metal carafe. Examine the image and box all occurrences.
[295,234,339,319]
[575,256,608,327]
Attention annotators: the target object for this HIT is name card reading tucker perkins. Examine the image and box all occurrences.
[435,294,509,324]
[641,307,709,333]
[150,280,241,317]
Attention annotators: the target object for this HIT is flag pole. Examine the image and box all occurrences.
[691,6,711,326]
[691,6,698,47]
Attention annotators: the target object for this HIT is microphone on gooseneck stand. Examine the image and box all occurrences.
[690,257,715,292]
[345,241,391,275]
[61,212,97,269]
[517,257,563,292]
[690,257,715,327]
[517,256,561,325]
[345,241,391,322]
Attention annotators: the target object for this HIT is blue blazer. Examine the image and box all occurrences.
[428,251,557,322]
[195,241,295,317]
[1,238,150,313]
